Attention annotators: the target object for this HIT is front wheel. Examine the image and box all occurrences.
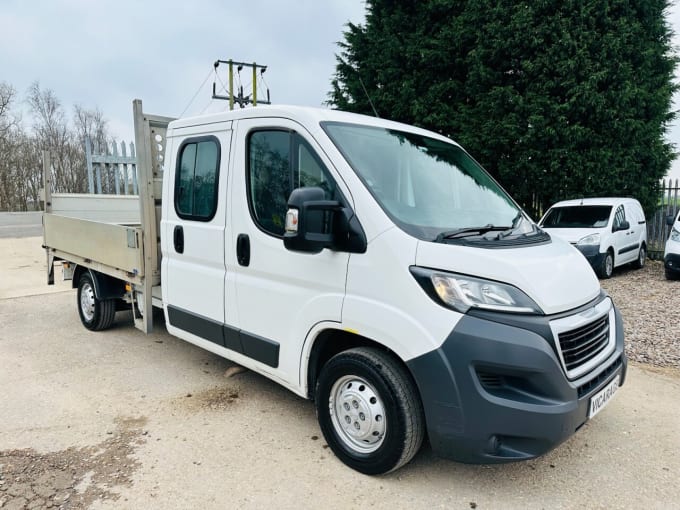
[77,272,116,331]
[315,347,424,475]
[597,251,614,279]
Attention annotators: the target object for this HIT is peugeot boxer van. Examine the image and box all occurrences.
[44,104,626,474]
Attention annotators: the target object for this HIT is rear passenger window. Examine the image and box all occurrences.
[175,137,220,221]
[248,130,338,236]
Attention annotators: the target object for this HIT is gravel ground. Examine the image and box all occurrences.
[600,259,680,367]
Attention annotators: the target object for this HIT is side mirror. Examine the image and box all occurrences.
[614,220,630,232]
[283,187,367,254]
[283,187,367,253]
[667,214,675,227]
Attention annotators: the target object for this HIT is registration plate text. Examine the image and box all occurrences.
[588,376,620,419]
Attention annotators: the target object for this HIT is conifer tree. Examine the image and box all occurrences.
[329,0,678,216]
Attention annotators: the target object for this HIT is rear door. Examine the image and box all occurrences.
[228,117,351,386]
[162,122,232,346]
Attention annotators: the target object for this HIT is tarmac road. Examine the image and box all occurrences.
[0,212,43,238]
[0,235,679,509]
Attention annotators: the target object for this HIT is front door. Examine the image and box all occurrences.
[611,204,636,263]
[162,123,232,346]
[229,118,351,385]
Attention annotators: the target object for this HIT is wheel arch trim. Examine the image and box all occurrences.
[73,266,125,300]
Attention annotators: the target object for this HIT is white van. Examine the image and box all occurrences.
[664,210,680,279]
[43,103,627,474]
[539,197,647,278]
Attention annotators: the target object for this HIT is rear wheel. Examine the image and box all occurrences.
[77,272,116,331]
[597,251,614,279]
[632,245,646,269]
[315,347,424,475]
[666,268,679,281]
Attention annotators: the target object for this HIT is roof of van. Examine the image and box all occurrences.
[548,197,642,208]
[168,104,456,144]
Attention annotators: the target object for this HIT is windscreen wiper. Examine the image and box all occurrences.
[496,212,528,239]
[434,225,511,242]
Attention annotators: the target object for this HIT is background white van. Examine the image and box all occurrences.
[664,210,680,279]
[539,198,647,278]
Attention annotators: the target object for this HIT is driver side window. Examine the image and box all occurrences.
[613,205,626,230]
[248,130,338,236]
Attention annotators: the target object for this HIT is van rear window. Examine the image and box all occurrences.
[542,206,612,228]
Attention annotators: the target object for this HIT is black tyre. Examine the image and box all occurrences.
[77,272,116,331]
[666,268,679,281]
[597,251,614,279]
[632,244,646,269]
[315,347,424,475]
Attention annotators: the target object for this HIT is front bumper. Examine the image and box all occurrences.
[407,294,626,463]
[575,244,605,272]
[664,253,680,276]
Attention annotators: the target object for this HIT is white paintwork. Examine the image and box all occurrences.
[539,197,647,269]
[51,104,610,398]
[161,122,232,327]
[341,227,462,361]
[227,117,351,383]
[664,210,680,260]
[416,234,601,316]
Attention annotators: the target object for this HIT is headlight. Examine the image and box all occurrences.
[577,233,600,246]
[410,267,542,314]
[671,228,680,242]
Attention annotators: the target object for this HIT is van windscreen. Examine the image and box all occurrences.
[322,122,530,242]
[542,206,612,228]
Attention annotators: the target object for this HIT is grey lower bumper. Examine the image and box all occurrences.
[665,254,680,275]
[576,245,606,272]
[407,299,626,463]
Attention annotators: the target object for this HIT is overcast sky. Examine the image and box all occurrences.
[1,0,679,178]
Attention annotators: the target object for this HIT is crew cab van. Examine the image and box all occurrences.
[664,210,680,279]
[539,197,647,278]
[42,101,626,474]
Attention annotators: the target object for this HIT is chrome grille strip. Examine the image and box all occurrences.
[550,298,616,380]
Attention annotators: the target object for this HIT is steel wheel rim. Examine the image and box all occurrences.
[606,255,613,276]
[80,282,95,322]
[329,375,386,453]
[639,248,645,266]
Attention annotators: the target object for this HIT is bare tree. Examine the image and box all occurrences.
[73,104,118,192]
[26,81,87,193]
[0,81,17,137]
[0,81,117,210]
[0,82,19,210]
[73,104,109,148]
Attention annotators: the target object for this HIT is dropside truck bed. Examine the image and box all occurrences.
[42,101,173,333]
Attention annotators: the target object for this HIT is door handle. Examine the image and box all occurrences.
[174,225,184,254]
[236,234,250,266]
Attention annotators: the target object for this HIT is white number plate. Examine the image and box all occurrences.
[588,376,620,419]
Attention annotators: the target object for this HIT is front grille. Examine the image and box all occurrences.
[558,315,610,372]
